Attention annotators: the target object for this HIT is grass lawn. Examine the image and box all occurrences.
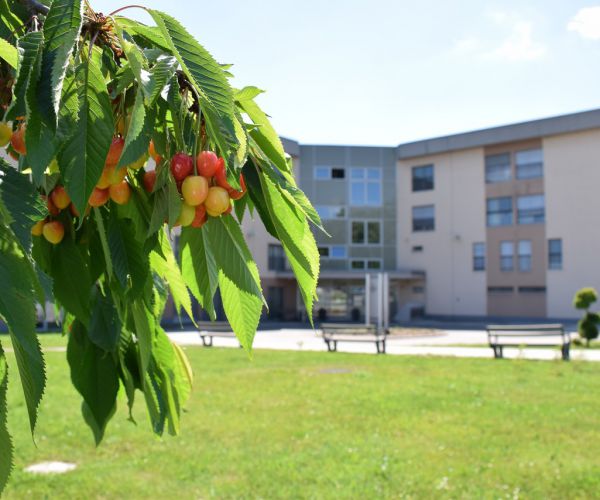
[3,335,600,498]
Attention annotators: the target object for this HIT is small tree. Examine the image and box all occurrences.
[574,287,600,346]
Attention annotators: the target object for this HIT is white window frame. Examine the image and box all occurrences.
[349,167,382,207]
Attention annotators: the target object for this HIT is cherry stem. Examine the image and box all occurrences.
[108,4,148,17]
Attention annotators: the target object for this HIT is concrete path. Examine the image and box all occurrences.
[168,328,600,362]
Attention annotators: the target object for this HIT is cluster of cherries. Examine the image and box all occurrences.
[142,142,246,229]
[0,118,246,245]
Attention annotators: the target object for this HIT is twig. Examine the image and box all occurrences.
[18,0,49,16]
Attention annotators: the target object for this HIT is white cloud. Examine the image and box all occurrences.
[485,21,546,61]
[568,6,600,40]
[451,12,546,62]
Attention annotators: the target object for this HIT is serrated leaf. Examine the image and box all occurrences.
[147,187,168,237]
[0,344,13,495]
[116,17,171,53]
[258,170,320,325]
[51,237,92,325]
[131,299,155,379]
[117,87,155,169]
[150,229,193,321]
[0,229,45,435]
[167,179,181,228]
[58,47,114,214]
[145,54,178,105]
[0,36,16,68]
[67,320,118,445]
[148,10,237,154]
[6,31,43,121]
[107,211,149,298]
[237,88,290,174]
[0,159,46,251]
[89,288,121,352]
[205,217,264,350]
[37,0,83,128]
[179,226,217,321]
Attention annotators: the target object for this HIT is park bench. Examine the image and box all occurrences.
[486,324,571,361]
[197,321,239,347]
[321,323,387,354]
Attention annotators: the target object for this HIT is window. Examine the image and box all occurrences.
[548,239,562,270]
[517,194,545,224]
[518,286,546,294]
[412,245,423,253]
[268,244,286,271]
[351,221,381,244]
[412,205,435,232]
[518,240,532,272]
[330,246,347,259]
[500,241,514,271]
[473,243,485,271]
[485,153,511,183]
[318,246,329,257]
[314,167,345,180]
[412,164,434,191]
[516,149,543,180]
[350,168,382,206]
[487,286,514,294]
[315,205,345,219]
[351,259,381,270]
[412,286,425,294]
[487,197,512,227]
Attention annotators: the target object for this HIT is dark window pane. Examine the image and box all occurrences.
[412,164,434,191]
[516,149,543,179]
[367,260,381,269]
[487,197,513,226]
[331,168,345,179]
[351,260,365,270]
[318,247,330,257]
[412,205,435,232]
[517,194,545,224]
[352,222,365,244]
[268,244,286,271]
[367,222,380,244]
[548,238,562,270]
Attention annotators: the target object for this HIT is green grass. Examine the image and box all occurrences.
[3,336,600,498]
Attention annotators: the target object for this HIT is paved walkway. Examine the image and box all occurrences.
[168,328,600,362]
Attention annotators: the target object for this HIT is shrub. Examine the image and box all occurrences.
[574,287,598,310]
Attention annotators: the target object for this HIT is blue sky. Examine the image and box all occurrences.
[96,1,600,145]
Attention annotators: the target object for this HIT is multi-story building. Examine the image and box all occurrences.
[243,108,600,322]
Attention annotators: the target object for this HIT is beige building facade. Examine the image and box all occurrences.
[237,109,600,323]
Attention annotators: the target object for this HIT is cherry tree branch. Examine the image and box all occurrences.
[18,0,49,16]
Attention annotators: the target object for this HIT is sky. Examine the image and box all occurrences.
[94,0,600,146]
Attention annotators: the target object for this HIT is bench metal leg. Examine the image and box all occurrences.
[201,335,213,347]
[491,345,503,358]
[376,340,386,354]
[325,339,337,352]
[562,343,570,361]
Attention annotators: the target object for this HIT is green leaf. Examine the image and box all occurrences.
[0,158,46,251]
[150,229,193,321]
[145,54,178,105]
[167,179,181,229]
[205,217,264,350]
[58,47,114,214]
[243,162,278,238]
[89,288,121,352]
[107,211,149,298]
[0,344,13,495]
[67,320,118,445]
[131,299,155,380]
[51,237,93,325]
[116,17,171,53]
[37,0,83,128]
[6,31,43,122]
[179,227,217,321]
[0,229,45,435]
[117,87,155,169]
[0,38,19,69]
[237,87,290,174]
[148,10,237,153]
[258,172,320,326]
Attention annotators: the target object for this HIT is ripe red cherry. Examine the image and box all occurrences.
[88,187,109,207]
[51,186,71,210]
[105,137,125,167]
[43,195,60,216]
[10,125,26,155]
[196,151,219,177]
[170,153,193,182]
[228,174,247,200]
[191,204,207,228]
[143,171,156,193]
[213,157,231,190]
